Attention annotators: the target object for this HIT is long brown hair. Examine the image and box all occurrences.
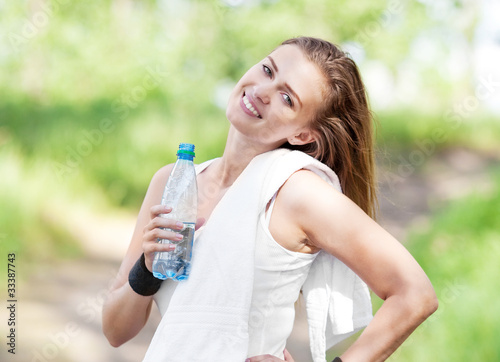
[281,37,378,219]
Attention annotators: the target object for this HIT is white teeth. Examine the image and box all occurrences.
[243,95,260,117]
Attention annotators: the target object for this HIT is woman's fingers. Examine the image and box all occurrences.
[142,226,183,248]
[144,227,184,243]
[149,205,203,231]
[147,217,184,233]
[246,355,284,362]
[147,206,183,229]
[143,238,176,255]
[142,205,186,271]
[142,238,176,272]
[142,205,203,271]
[246,350,293,362]
[149,204,170,220]
[283,349,295,362]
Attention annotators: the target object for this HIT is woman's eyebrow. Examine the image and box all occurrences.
[267,55,303,108]
[268,55,279,72]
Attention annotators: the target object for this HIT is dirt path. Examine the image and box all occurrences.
[10,214,162,362]
[9,147,498,362]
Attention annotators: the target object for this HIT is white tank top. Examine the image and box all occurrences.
[247,194,319,357]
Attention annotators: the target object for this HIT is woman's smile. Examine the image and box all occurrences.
[241,93,262,118]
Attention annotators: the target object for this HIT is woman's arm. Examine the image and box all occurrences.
[278,170,438,361]
[102,164,184,347]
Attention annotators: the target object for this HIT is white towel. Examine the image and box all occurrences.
[143,149,372,362]
[303,251,373,362]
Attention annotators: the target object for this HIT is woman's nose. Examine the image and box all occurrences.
[253,84,271,104]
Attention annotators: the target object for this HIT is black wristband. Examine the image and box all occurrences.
[332,358,343,362]
[128,253,163,296]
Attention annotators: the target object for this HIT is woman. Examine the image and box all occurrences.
[102,37,438,362]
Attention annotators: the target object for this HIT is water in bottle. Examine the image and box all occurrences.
[152,143,198,281]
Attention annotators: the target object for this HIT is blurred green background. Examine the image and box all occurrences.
[1,0,499,361]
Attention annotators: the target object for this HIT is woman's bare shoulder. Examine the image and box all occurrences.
[153,163,174,181]
[147,163,174,192]
[278,169,345,210]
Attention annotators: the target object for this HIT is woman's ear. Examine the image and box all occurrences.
[287,130,315,145]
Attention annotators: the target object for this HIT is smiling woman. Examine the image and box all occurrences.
[102,37,437,362]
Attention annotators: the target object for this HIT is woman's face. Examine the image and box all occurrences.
[226,44,326,148]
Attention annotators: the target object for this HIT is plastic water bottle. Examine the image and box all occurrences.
[152,143,197,281]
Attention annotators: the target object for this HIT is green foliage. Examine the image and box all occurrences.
[376,109,500,152]
[1,0,402,210]
[1,0,496,209]
[388,171,500,361]
[0,148,83,270]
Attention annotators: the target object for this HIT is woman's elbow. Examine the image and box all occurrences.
[423,287,439,317]
[102,307,131,348]
[108,337,126,349]
[103,323,129,348]
[106,336,124,348]
[409,282,439,322]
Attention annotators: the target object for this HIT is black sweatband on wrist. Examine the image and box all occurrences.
[128,253,163,296]
[332,358,343,362]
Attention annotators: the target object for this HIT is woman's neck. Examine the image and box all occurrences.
[215,126,280,188]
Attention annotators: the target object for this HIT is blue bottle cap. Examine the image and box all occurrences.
[177,143,195,157]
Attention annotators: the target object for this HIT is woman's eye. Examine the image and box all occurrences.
[283,93,293,107]
[263,65,272,77]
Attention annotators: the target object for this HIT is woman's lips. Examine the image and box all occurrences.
[240,93,261,118]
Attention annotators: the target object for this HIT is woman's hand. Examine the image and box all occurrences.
[246,349,295,362]
[142,205,205,271]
